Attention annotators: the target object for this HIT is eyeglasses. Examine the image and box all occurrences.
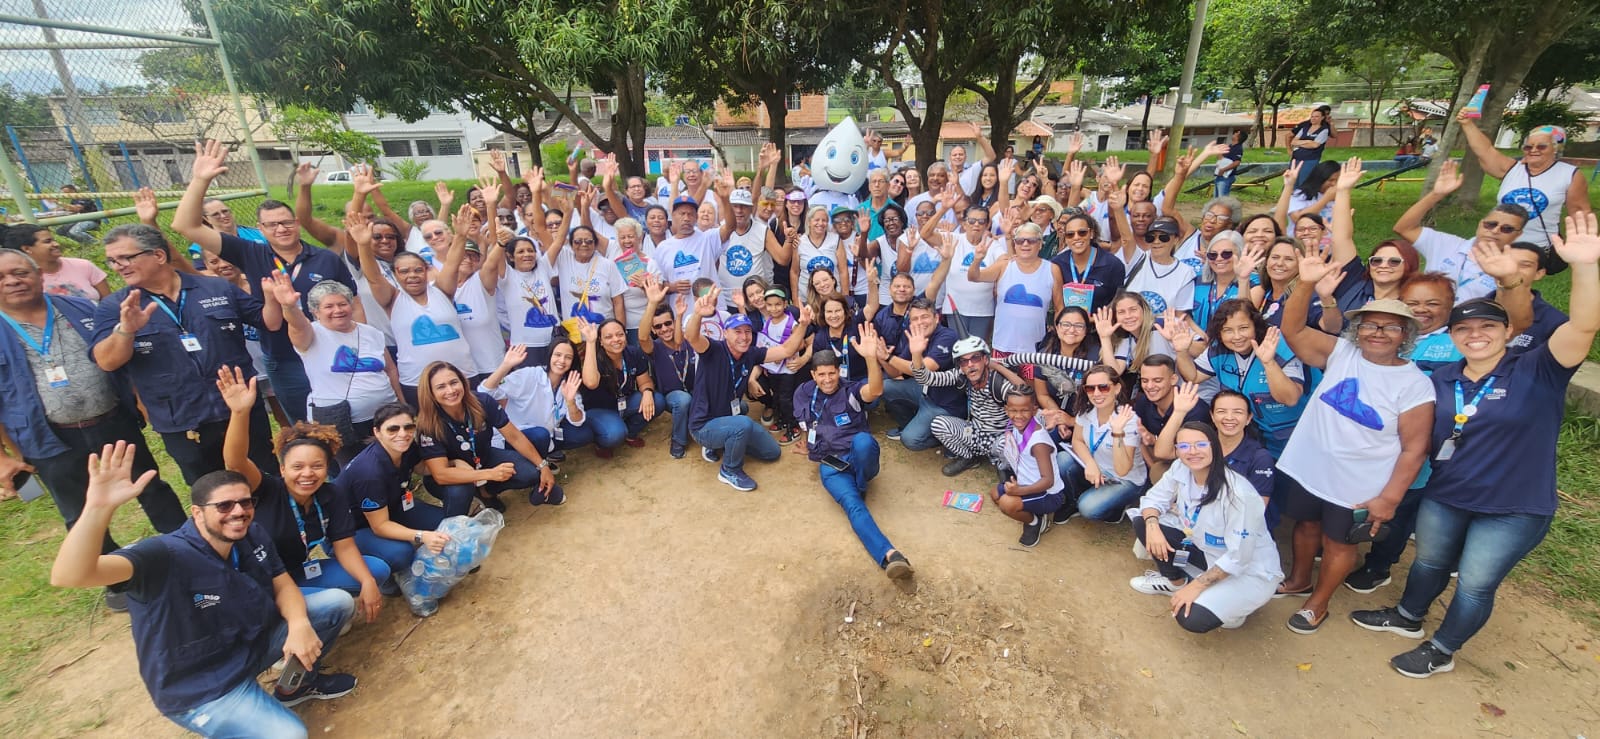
[381,422,417,434]
[1014,237,1041,246]
[1201,212,1230,223]
[1174,441,1212,452]
[1062,229,1093,238]
[372,233,400,242]
[259,220,297,231]
[881,216,903,224]
[957,354,988,365]
[1206,251,1235,261]
[425,229,448,238]
[1480,219,1518,235]
[1356,321,1406,336]
[965,218,989,226]
[1143,232,1173,243]
[1083,383,1114,394]
[1521,143,1551,153]
[1057,321,1087,331]
[105,251,158,268]
[1369,256,1404,267]
[572,239,597,247]
[497,214,517,222]
[198,497,258,514]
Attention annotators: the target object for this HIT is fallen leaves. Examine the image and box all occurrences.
[1296,662,1312,672]
[1138,667,1154,678]
[1479,702,1505,718]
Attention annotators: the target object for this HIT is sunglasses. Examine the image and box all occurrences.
[1083,383,1115,394]
[425,229,448,238]
[651,321,674,330]
[372,233,400,242]
[957,354,988,365]
[1521,143,1551,153]
[1014,237,1042,246]
[1143,232,1173,243]
[965,218,989,226]
[198,497,258,514]
[1369,256,1404,267]
[1480,220,1518,235]
[1174,441,1212,452]
[382,422,418,434]
[1206,251,1235,261]
[573,239,597,247]
[1062,229,1093,238]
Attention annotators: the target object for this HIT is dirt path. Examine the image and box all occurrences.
[6,420,1600,738]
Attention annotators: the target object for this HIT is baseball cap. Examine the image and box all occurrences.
[671,195,699,211]
[1148,217,1181,236]
[729,189,754,207]
[829,206,855,220]
[762,287,788,300]
[1508,240,1567,275]
[724,313,754,331]
[1448,298,1510,327]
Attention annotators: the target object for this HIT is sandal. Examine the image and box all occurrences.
[1272,582,1313,599]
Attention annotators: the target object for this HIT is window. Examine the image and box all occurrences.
[785,93,802,111]
[593,97,614,118]
[415,139,433,157]
[411,138,462,157]
[84,104,119,126]
[381,140,412,157]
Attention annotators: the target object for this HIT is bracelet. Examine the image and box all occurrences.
[113,323,133,337]
[1110,433,1125,438]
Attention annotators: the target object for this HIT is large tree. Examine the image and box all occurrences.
[867,0,1000,173]
[1204,0,1327,147]
[207,0,697,176]
[1081,5,1220,139]
[1520,19,1600,101]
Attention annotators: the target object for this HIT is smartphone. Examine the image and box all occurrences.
[15,472,45,502]
[276,656,309,693]
[822,455,850,472]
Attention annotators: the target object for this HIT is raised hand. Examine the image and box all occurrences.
[1093,305,1117,339]
[488,149,508,175]
[643,274,668,303]
[133,187,159,224]
[937,231,958,260]
[857,322,882,361]
[476,174,502,213]
[1335,157,1363,192]
[694,286,720,317]
[1171,381,1200,416]
[998,159,1016,184]
[1110,403,1135,430]
[1552,211,1600,266]
[1175,147,1197,175]
[1432,160,1462,195]
[352,163,381,195]
[83,441,158,512]
[1067,131,1084,156]
[117,289,159,333]
[1157,309,1193,353]
[1253,326,1282,362]
[344,209,372,247]
[864,257,880,286]
[1314,261,1344,299]
[758,141,781,170]
[1146,130,1168,157]
[940,181,959,210]
[214,365,257,414]
[1297,249,1338,285]
[263,272,301,308]
[1068,159,1088,189]
[907,322,929,356]
[1201,141,1230,160]
[1472,239,1522,280]
[1106,181,1127,210]
[576,317,598,344]
[1102,155,1124,185]
[523,165,545,192]
[296,162,320,188]
[715,166,735,198]
[1282,161,1302,188]
[192,139,229,181]
[434,180,454,210]
[1236,247,1265,277]
[798,304,815,325]
[560,371,582,402]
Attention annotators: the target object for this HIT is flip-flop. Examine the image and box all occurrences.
[1273,583,1313,599]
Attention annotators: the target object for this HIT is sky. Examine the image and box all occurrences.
[1,0,204,92]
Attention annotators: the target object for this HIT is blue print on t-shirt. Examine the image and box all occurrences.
[410,315,460,346]
[1318,377,1382,430]
[331,344,384,373]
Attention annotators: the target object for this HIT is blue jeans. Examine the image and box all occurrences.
[818,433,893,567]
[164,589,354,738]
[294,552,392,596]
[664,390,692,446]
[261,352,311,425]
[882,378,950,451]
[1398,497,1552,654]
[57,220,98,244]
[585,390,663,447]
[1214,173,1236,197]
[423,446,542,516]
[691,415,781,473]
[1059,452,1143,522]
[354,528,417,581]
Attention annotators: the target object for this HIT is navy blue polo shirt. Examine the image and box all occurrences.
[794,379,871,460]
[688,339,769,430]
[811,317,870,382]
[1331,257,1375,323]
[1423,344,1575,516]
[1132,394,1210,438]
[251,475,356,571]
[869,303,911,350]
[892,324,964,416]
[1225,435,1277,500]
[418,391,513,465]
[90,273,263,433]
[343,440,423,525]
[580,346,651,411]
[1261,287,1325,330]
[647,340,697,395]
[1050,247,1125,311]
[110,520,284,714]
[217,233,356,360]
[1508,292,1566,352]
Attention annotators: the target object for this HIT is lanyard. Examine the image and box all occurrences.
[1087,422,1112,455]
[150,289,188,332]
[1010,418,1039,458]
[0,296,56,357]
[228,546,240,571]
[668,344,692,386]
[808,386,822,426]
[729,351,751,397]
[1451,376,1496,437]
[1203,281,1234,318]
[615,352,633,398]
[1066,248,1096,283]
[446,414,480,468]
[288,493,328,554]
[273,251,304,281]
[1180,486,1203,535]
[830,334,850,375]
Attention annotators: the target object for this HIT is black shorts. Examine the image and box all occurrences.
[1281,474,1357,534]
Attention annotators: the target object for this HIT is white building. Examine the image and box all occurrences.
[343,103,497,180]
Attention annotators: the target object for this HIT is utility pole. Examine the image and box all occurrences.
[1166,0,1209,177]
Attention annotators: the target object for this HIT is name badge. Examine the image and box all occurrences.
[45,365,69,388]
[179,333,202,352]
[617,397,628,412]
[730,399,741,416]
[303,560,322,580]
[1436,439,1456,461]
[401,488,416,511]
[807,426,817,446]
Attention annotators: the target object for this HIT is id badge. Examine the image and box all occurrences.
[45,365,69,388]
[730,399,742,416]
[807,426,817,446]
[302,560,322,580]
[179,332,202,352]
[1172,550,1190,568]
[617,397,628,412]
[1436,438,1456,461]
[401,489,416,511]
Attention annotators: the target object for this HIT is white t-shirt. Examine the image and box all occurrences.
[1124,254,1200,315]
[349,257,397,345]
[1070,408,1147,485]
[1412,227,1496,303]
[648,229,724,316]
[807,189,859,212]
[499,262,559,348]
[1277,339,1435,508]
[947,236,1007,317]
[794,232,842,304]
[299,322,396,422]
[903,240,946,304]
[453,274,508,376]
[1001,420,1063,495]
[484,367,585,448]
[757,313,800,375]
[555,249,625,321]
[874,234,910,305]
[390,284,477,384]
[718,221,774,306]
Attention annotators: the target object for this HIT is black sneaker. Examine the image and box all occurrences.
[103,589,129,613]
[545,485,566,506]
[1390,641,1455,678]
[884,551,915,582]
[1350,607,1424,638]
[476,493,506,513]
[276,671,357,707]
[1019,515,1044,548]
[1052,507,1080,526]
[670,441,686,459]
[1286,608,1325,635]
[1344,568,1394,594]
[547,450,566,463]
[941,455,980,477]
[701,446,721,463]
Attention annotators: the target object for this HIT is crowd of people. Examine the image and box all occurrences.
[0,118,1595,735]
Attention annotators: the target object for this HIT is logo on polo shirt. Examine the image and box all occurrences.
[253,544,269,562]
[309,272,326,282]
[193,593,221,609]
[361,497,383,511]
[199,296,231,309]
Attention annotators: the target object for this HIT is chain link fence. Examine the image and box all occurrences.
[0,0,269,259]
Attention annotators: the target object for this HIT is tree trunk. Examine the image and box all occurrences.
[1269,102,1282,147]
[984,60,1020,156]
[758,90,790,185]
[1251,95,1265,148]
[1450,33,1575,208]
[1426,35,1491,195]
[911,93,949,175]
[608,63,651,178]
[1140,95,1153,139]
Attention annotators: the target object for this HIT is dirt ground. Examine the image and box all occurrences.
[6,417,1600,738]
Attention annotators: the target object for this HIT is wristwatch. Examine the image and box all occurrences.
[412,531,423,546]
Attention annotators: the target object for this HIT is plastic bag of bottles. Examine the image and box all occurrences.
[393,509,506,617]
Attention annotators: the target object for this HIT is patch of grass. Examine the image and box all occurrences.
[1517,407,1600,625]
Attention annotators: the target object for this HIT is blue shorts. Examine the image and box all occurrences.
[998,484,1066,516]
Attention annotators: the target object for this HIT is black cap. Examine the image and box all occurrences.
[1148,217,1181,236]
[1508,240,1567,275]
[1448,298,1509,327]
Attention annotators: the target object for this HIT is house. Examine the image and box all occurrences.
[1109,103,1254,150]
[714,93,831,171]
[1032,105,1139,153]
[343,102,497,181]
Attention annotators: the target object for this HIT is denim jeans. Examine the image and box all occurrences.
[1213,173,1236,197]
[56,220,98,244]
[1059,452,1143,522]
[424,446,542,516]
[663,390,692,446]
[354,528,417,582]
[261,352,311,425]
[818,433,893,567]
[584,390,663,447]
[163,589,354,738]
[1398,497,1552,654]
[691,415,781,473]
[293,553,392,596]
[881,378,949,451]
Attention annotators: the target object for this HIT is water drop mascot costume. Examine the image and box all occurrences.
[807,118,868,212]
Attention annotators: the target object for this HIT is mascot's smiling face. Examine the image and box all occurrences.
[814,117,868,194]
